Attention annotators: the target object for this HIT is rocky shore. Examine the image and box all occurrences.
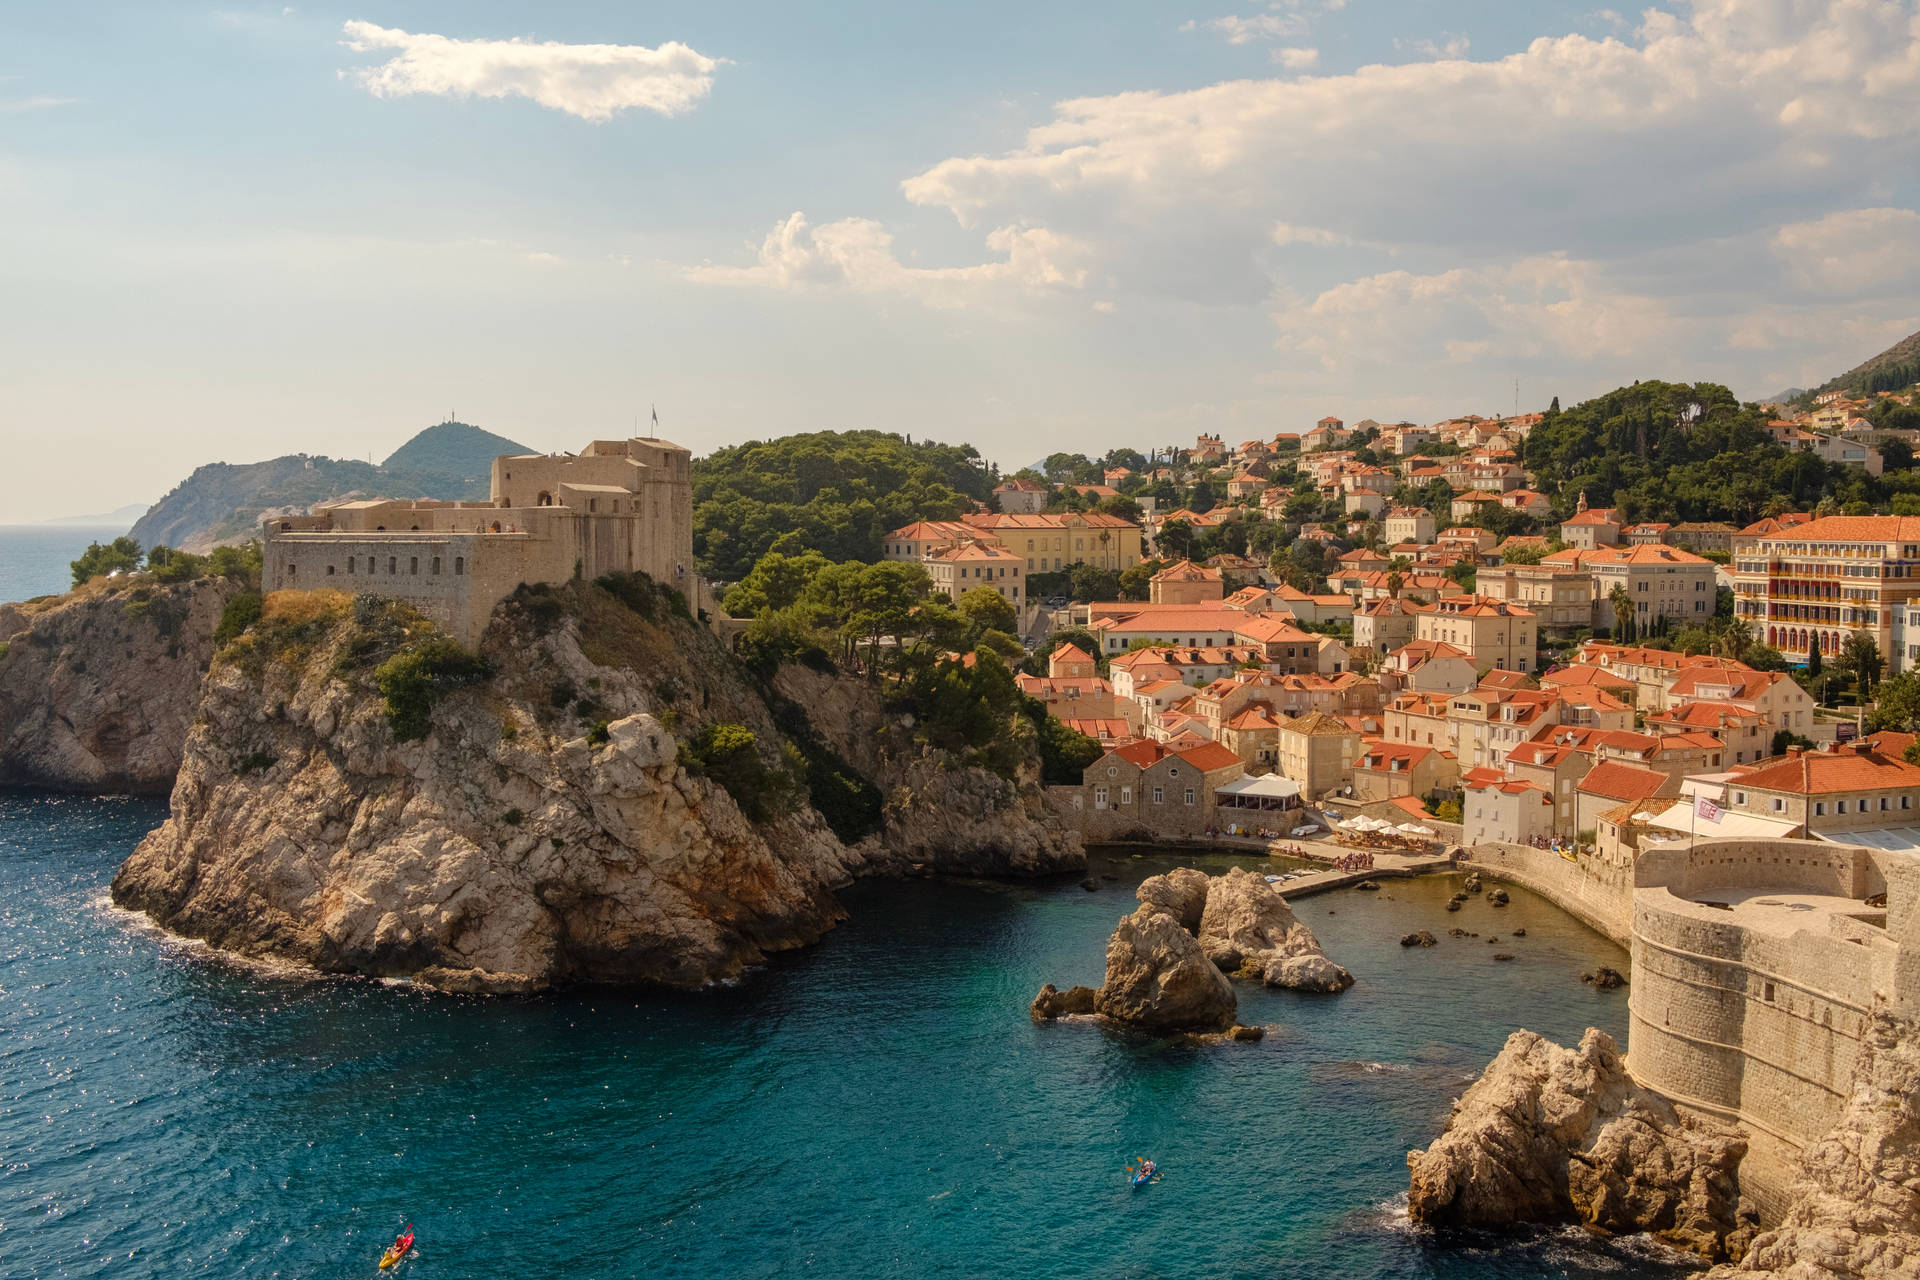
[109,580,1080,992]
[0,574,247,792]
[1033,865,1352,1034]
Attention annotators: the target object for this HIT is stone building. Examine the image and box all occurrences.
[263,436,694,645]
[1276,712,1360,800]
[1414,596,1537,673]
[1149,560,1225,605]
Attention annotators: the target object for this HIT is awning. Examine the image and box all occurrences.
[1216,775,1302,800]
[1644,801,1802,841]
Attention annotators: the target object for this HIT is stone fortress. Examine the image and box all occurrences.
[262,436,696,644]
[1469,823,1920,1230]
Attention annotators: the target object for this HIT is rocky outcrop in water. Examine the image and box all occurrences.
[1199,866,1354,992]
[1030,983,1097,1020]
[1708,1012,1920,1279]
[1095,902,1238,1032]
[1034,866,1353,1033]
[0,574,247,792]
[1407,1028,1753,1260]
[112,579,1078,993]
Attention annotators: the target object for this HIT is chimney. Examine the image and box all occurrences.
[1786,745,1805,757]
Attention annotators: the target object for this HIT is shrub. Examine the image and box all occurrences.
[1435,799,1463,825]
[70,536,142,587]
[374,639,492,742]
[503,808,524,826]
[586,721,611,747]
[677,722,793,823]
[597,571,692,623]
[215,592,264,646]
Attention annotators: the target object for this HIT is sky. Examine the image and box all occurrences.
[4,0,1919,521]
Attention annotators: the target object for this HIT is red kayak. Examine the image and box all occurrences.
[379,1227,414,1269]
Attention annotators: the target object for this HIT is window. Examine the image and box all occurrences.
[1120,786,1133,805]
[454,557,464,575]
[1772,797,1785,812]
[286,563,297,579]
[1094,786,1109,809]
[1185,788,1196,805]
[409,557,418,574]
[1153,787,1164,804]
[326,565,336,576]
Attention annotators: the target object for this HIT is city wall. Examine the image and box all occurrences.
[1625,839,1920,1218]
[1465,841,1635,945]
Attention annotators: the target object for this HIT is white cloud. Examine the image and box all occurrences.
[1273,47,1320,69]
[0,96,79,112]
[902,0,1920,256]
[1271,221,1349,247]
[1185,1,1344,46]
[685,213,1091,309]
[1772,207,1920,295]
[1269,255,1678,373]
[338,20,720,122]
[1394,34,1472,60]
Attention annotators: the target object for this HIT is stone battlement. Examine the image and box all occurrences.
[1626,838,1920,1218]
[261,437,696,644]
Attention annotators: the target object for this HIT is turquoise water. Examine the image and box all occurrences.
[0,795,1695,1280]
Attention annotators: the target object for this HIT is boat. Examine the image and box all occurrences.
[1127,1158,1160,1189]
[379,1226,415,1270]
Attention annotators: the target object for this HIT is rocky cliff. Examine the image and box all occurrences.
[111,577,1080,992]
[1408,1028,1754,1260]
[0,574,248,792]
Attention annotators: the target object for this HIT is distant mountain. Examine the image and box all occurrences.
[129,421,530,553]
[31,502,152,530]
[1796,328,1920,405]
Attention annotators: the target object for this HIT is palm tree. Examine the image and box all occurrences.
[1608,584,1635,643]
[1386,570,1405,600]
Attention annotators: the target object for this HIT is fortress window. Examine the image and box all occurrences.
[1764,982,1775,1002]
[455,557,465,575]
[388,557,398,574]
[589,499,597,513]
[287,563,297,579]
[326,565,335,576]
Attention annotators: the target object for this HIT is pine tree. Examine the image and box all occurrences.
[1807,633,1823,679]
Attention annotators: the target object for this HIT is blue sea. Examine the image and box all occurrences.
[0,792,1698,1280]
[0,527,129,606]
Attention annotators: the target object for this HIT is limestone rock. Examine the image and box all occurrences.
[1094,904,1236,1033]
[1030,983,1097,1020]
[0,574,245,792]
[109,580,1090,994]
[1402,931,1438,947]
[1408,1028,1750,1259]
[1198,866,1353,993]
[1486,887,1510,906]
[1138,867,1211,932]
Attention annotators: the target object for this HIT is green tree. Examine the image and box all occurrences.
[957,585,1017,636]
[1156,519,1194,562]
[1807,632,1823,679]
[1841,630,1884,699]
[70,536,143,587]
[1869,672,1920,732]
[1117,558,1166,601]
[1608,584,1635,642]
[1067,563,1122,603]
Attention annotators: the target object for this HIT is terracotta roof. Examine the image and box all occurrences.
[1282,712,1357,737]
[1178,741,1244,772]
[1152,559,1222,583]
[1578,761,1673,802]
[1752,515,1920,543]
[1562,508,1621,526]
[1734,745,1920,794]
[1541,665,1637,692]
[1052,642,1093,663]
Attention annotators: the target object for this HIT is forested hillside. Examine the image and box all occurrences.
[1802,328,1920,403]
[692,430,996,580]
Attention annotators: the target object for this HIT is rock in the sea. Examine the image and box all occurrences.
[1355,880,1381,891]
[1137,867,1211,933]
[1511,928,1526,937]
[1094,904,1237,1033]
[1030,983,1098,1020]
[1228,1023,1265,1042]
[1198,866,1353,992]
[1494,953,1515,961]
[1486,887,1510,907]
[1462,871,1482,892]
[1407,1028,1750,1260]
[1401,931,1438,948]
[1583,967,1627,989]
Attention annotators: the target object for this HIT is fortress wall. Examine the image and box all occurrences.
[265,533,480,641]
[1625,839,1901,1219]
[1465,841,1634,945]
